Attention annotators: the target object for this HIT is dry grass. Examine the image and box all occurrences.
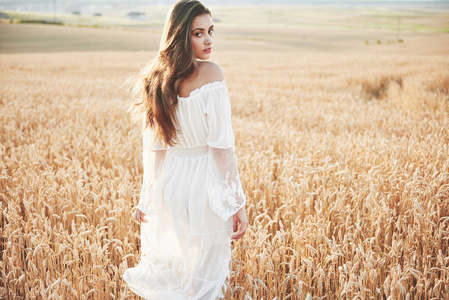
[427,75,449,98]
[355,75,403,100]
[1,50,448,299]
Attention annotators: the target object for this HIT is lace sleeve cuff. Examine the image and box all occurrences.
[206,147,246,221]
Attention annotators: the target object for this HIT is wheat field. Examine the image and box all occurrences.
[1,18,449,300]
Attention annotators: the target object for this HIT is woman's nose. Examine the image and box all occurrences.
[205,35,212,45]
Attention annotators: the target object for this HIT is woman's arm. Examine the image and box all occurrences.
[202,73,248,239]
[134,127,167,223]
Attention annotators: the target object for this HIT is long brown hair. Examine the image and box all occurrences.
[127,0,211,146]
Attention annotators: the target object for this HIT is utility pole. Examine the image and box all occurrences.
[267,10,272,35]
[53,0,56,23]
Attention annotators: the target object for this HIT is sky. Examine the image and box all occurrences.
[1,0,448,13]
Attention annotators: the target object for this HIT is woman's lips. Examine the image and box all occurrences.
[203,48,212,53]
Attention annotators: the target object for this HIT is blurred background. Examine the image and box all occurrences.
[1,0,448,54]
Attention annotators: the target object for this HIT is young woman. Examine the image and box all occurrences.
[122,1,249,299]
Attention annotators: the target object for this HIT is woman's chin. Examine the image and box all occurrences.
[196,54,211,60]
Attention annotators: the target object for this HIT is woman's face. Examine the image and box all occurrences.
[191,14,214,60]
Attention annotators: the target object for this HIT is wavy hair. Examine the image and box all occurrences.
[127,0,211,146]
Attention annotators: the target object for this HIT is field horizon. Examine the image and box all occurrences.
[1,4,449,55]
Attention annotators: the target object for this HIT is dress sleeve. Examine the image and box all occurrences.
[205,85,246,221]
[136,126,167,216]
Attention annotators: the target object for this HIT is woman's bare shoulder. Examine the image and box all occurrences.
[197,61,224,83]
[178,61,225,98]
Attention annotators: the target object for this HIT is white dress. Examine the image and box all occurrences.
[122,80,246,300]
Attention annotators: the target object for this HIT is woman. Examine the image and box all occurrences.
[122,0,249,299]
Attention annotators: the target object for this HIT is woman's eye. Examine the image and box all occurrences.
[195,32,202,37]
[208,29,214,35]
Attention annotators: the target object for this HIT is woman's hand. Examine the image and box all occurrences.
[134,208,148,223]
[231,206,248,240]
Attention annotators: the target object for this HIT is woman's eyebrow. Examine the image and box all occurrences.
[192,25,214,31]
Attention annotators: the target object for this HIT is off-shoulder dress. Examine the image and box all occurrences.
[122,80,246,299]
